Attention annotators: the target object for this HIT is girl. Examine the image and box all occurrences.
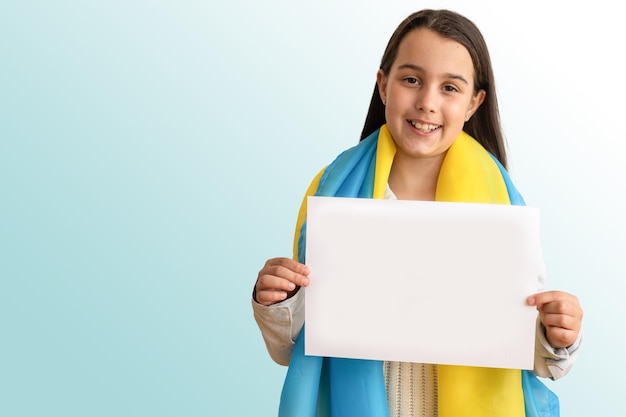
[252,9,583,417]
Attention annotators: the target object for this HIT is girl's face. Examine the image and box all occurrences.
[377,28,485,162]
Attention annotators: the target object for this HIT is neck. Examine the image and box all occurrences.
[388,152,445,201]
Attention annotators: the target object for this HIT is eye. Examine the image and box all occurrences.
[443,84,459,93]
[403,77,419,85]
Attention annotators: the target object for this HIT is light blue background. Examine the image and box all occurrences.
[1,1,623,416]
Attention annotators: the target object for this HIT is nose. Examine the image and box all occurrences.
[416,86,437,113]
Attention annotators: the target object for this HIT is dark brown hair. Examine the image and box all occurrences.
[360,9,508,168]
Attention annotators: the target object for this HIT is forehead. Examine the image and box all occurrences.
[394,28,475,78]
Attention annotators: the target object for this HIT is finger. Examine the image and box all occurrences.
[258,263,310,289]
[544,325,578,349]
[256,273,298,294]
[256,289,290,306]
[541,300,583,319]
[527,291,579,311]
[526,290,563,307]
[540,311,580,331]
[264,257,310,277]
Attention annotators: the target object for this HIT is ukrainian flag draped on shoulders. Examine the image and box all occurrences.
[279,125,560,417]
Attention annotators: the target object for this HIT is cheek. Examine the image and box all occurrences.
[387,87,413,112]
[446,101,471,121]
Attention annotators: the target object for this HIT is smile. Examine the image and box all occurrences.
[408,120,441,132]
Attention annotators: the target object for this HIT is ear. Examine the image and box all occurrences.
[376,69,388,105]
[466,89,486,119]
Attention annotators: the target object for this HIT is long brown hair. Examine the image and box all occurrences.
[360,9,508,168]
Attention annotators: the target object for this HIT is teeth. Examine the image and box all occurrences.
[409,120,439,132]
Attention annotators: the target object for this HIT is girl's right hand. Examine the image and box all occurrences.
[255,257,310,306]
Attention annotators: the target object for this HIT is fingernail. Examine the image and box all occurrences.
[288,282,296,290]
[302,277,310,286]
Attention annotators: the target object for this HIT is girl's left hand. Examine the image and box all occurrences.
[527,291,583,349]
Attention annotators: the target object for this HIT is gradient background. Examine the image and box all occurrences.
[1,1,623,416]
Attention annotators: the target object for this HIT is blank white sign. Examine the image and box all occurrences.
[304,196,540,370]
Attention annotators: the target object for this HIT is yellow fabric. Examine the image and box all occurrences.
[435,128,510,204]
[438,365,524,417]
[372,125,396,199]
[292,167,326,260]
[293,124,525,416]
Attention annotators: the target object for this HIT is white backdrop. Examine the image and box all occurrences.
[1,0,623,416]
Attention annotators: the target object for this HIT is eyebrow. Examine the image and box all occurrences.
[396,64,470,85]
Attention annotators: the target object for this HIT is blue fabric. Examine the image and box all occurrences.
[278,328,323,417]
[522,371,561,417]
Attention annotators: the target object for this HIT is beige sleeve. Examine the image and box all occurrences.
[251,288,305,366]
[533,319,583,380]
